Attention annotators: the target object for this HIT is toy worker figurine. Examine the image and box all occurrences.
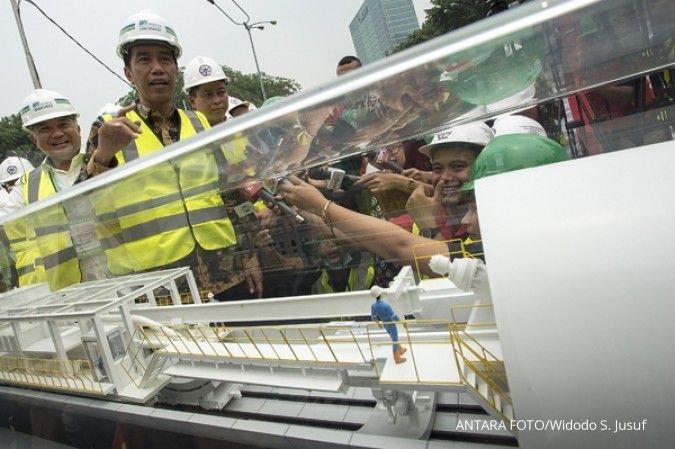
[370,285,407,364]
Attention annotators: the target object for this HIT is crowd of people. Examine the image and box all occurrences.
[0,7,626,301]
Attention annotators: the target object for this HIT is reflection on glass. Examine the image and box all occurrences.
[0,0,671,296]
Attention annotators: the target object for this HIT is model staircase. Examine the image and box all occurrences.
[451,326,515,431]
[462,361,514,422]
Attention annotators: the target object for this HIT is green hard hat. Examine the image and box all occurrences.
[261,96,285,108]
[460,134,569,191]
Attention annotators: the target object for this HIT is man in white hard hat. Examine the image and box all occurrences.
[0,156,33,216]
[405,122,494,240]
[7,89,82,211]
[2,89,87,290]
[183,56,230,126]
[0,157,33,192]
[228,96,253,118]
[83,9,263,299]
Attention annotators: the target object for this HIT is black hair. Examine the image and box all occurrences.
[121,44,178,68]
[430,142,485,160]
[337,56,362,68]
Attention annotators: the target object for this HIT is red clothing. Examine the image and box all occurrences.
[389,213,414,232]
[437,208,468,240]
[387,209,468,241]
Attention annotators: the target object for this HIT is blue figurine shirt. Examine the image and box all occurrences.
[371,298,401,351]
[371,299,399,322]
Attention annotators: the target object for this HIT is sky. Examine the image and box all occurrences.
[1,0,432,128]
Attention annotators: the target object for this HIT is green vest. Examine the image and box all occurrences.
[95,108,237,274]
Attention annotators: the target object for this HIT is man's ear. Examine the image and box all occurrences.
[188,95,197,109]
[124,66,134,86]
[28,133,37,145]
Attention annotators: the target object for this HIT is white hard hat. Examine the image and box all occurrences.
[183,56,229,92]
[227,96,251,114]
[97,103,122,117]
[19,89,79,129]
[0,157,34,184]
[419,122,493,158]
[370,285,385,298]
[492,114,547,138]
[117,9,181,59]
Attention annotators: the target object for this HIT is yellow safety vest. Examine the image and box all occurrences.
[314,264,375,294]
[96,108,237,274]
[8,166,81,290]
[4,215,46,287]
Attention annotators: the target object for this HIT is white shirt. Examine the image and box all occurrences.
[0,189,13,217]
[6,154,84,213]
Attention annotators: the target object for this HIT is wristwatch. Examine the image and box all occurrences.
[420,227,440,238]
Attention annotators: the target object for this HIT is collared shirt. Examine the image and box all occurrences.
[78,101,181,183]
[7,153,85,210]
[134,102,180,145]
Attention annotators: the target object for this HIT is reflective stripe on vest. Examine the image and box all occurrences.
[19,165,81,290]
[97,108,236,274]
[26,167,42,203]
[6,216,46,286]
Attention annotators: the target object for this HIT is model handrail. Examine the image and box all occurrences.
[0,355,103,394]
[448,304,514,421]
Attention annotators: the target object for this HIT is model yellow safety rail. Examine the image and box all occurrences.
[118,328,151,388]
[412,238,483,279]
[365,319,461,385]
[0,355,104,394]
[449,304,513,422]
[133,322,371,366]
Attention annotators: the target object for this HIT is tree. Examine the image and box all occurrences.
[393,0,491,53]
[117,66,301,109]
[0,114,43,165]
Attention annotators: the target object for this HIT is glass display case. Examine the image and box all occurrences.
[0,0,672,448]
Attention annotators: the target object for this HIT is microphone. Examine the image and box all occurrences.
[375,160,404,174]
[240,182,304,223]
[307,167,359,190]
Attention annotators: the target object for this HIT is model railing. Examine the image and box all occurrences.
[118,329,151,388]
[450,304,513,421]
[365,319,460,385]
[0,355,105,394]
[126,319,464,386]
[131,322,371,367]
[121,314,508,397]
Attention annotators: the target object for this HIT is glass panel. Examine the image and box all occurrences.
[0,0,671,298]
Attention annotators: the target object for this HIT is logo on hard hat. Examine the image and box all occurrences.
[199,64,212,77]
[31,100,55,112]
[138,19,161,32]
[7,166,18,176]
[436,130,453,141]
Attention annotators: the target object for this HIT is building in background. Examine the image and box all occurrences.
[349,0,420,64]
